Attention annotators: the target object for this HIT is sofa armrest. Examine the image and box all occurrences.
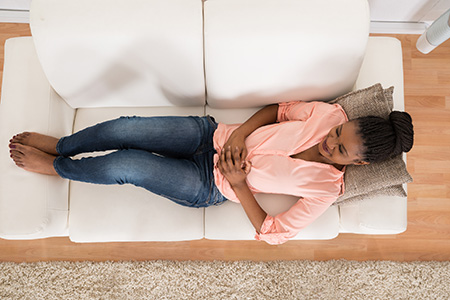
[338,194,407,234]
[0,37,75,239]
[340,37,408,235]
[355,37,404,111]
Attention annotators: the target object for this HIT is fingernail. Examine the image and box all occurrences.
[10,145,15,149]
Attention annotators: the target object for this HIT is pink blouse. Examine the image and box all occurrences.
[213,101,348,245]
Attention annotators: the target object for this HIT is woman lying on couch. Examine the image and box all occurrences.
[8,101,414,245]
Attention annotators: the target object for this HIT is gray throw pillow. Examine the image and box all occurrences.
[329,83,413,206]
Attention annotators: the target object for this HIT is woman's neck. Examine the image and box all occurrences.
[291,144,345,171]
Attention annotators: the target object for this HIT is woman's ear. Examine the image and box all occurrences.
[354,160,370,166]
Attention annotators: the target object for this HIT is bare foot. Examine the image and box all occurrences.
[9,143,58,176]
[10,132,59,155]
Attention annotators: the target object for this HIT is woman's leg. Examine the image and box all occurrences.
[9,115,224,207]
[54,148,219,207]
[57,116,209,158]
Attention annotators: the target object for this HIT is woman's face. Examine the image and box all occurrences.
[318,121,368,166]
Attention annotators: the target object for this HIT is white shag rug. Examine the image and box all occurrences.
[1,260,449,300]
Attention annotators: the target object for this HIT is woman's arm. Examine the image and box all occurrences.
[231,179,267,234]
[223,104,278,161]
[219,105,278,232]
[218,146,267,233]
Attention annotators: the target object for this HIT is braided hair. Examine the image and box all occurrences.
[355,111,414,163]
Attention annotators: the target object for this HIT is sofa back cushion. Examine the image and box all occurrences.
[204,0,370,108]
[30,0,205,108]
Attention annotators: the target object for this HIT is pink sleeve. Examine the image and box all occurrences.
[277,101,344,123]
[254,196,336,245]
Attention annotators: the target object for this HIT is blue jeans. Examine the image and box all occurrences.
[53,116,227,208]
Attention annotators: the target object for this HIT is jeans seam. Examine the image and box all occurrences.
[55,137,64,156]
[162,193,198,207]
[206,115,217,128]
[195,116,216,155]
[206,177,215,206]
[53,156,67,179]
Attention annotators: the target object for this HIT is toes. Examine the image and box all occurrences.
[9,143,25,153]
[10,148,24,158]
[13,158,25,168]
[9,132,30,144]
[10,135,19,143]
[9,144,29,166]
[10,150,24,167]
[9,145,28,169]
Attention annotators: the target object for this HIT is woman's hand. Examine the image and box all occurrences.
[218,147,266,234]
[218,146,252,188]
[223,130,248,163]
[221,104,278,163]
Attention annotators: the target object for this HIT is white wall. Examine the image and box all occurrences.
[0,0,31,10]
[0,0,31,23]
[369,0,441,23]
[419,0,450,23]
[369,0,450,33]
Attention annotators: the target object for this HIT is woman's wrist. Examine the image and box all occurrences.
[231,127,250,140]
[230,180,250,194]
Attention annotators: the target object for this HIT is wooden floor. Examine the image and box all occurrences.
[1,24,450,262]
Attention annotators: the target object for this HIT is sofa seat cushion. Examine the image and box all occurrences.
[205,194,339,241]
[0,37,74,239]
[205,107,340,240]
[68,106,205,242]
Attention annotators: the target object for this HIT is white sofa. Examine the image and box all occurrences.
[0,0,408,242]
